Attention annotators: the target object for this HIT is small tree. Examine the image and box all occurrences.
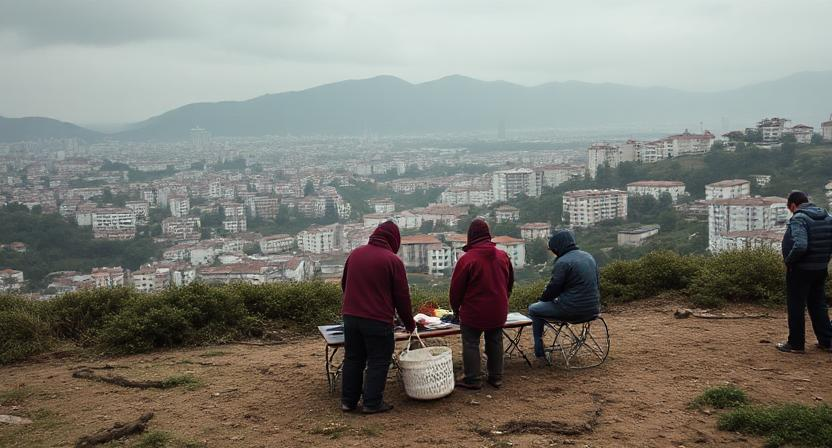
[526,238,552,265]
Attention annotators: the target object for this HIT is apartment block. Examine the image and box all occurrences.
[626,181,687,203]
[297,225,338,254]
[705,179,751,201]
[222,202,247,233]
[162,216,201,241]
[259,234,294,254]
[492,168,539,202]
[168,196,190,218]
[707,196,789,252]
[125,200,150,225]
[519,222,551,241]
[492,236,526,269]
[562,190,628,227]
[92,208,136,240]
[398,234,451,276]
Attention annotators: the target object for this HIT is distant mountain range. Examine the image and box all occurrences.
[2,71,832,142]
[0,116,102,143]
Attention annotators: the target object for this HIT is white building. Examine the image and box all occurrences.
[789,124,814,144]
[708,196,789,252]
[587,143,622,178]
[519,222,551,241]
[398,235,451,276]
[626,181,687,203]
[492,168,539,202]
[168,196,190,218]
[494,205,520,223]
[756,117,790,143]
[749,175,772,187]
[0,268,24,292]
[439,187,494,207]
[822,118,832,142]
[162,217,201,241]
[222,202,247,233]
[297,225,338,254]
[90,267,125,288]
[259,234,294,254]
[535,164,585,188]
[617,225,660,247]
[92,208,136,240]
[654,130,715,157]
[130,267,171,293]
[245,196,280,220]
[368,198,396,214]
[493,236,526,269]
[712,229,783,253]
[705,179,751,201]
[125,201,150,225]
[562,190,628,227]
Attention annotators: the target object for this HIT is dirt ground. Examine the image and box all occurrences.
[2,300,832,448]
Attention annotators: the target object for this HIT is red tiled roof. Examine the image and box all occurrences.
[400,235,442,245]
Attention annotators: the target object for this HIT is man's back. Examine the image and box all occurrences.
[555,249,601,316]
[783,203,832,270]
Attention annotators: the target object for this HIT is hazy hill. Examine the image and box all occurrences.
[116,71,832,140]
[0,116,101,143]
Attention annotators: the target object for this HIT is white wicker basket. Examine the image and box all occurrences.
[398,329,455,400]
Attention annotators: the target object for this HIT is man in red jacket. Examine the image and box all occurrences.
[450,219,514,389]
[341,221,415,414]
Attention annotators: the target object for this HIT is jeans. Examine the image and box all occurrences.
[341,315,394,409]
[786,268,832,350]
[528,300,595,358]
[460,325,503,385]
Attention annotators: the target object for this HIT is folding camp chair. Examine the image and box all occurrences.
[542,315,610,369]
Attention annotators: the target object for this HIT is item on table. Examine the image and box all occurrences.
[433,308,451,318]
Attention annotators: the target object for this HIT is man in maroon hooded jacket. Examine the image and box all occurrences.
[450,219,514,389]
[341,221,415,414]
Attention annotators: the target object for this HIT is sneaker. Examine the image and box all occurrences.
[340,403,358,412]
[361,402,393,414]
[486,378,503,389]
[776,342,805,353]
[455,380,482,390]
[534,357,550,368]
[815,343,832,352]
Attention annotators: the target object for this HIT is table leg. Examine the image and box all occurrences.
[325,346,340,394]
[503,327,532,367]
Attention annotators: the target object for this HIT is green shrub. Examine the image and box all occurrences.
[97,294,191,354]
[0,295,51,364]
[691,385,748,409]
[45,286,136,343]
[688,248,785,308]
[237,281,342,326]
[601,250,702,303]
[718,403,832,448]
[509,280,546,312]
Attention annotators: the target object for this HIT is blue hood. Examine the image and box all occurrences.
[548,230,578,256]
[795,203,829,220]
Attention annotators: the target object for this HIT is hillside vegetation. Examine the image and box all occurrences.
[0,247,799,366]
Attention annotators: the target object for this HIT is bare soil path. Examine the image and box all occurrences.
[2,300,831,447]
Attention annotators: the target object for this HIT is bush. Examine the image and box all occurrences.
[236,281,342,326]
[718,403,832,448]
[691,385,748,409]
[601,250,701,303]
[0,295,52,364]
[510,280,546,312]
[688,248,785,308]
[45,286,136,343]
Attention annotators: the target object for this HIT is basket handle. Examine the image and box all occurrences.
[403,326,427,353]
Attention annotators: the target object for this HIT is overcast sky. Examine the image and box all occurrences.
[1,0,830,124]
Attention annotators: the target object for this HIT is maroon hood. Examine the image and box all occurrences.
[463,218,493,252]
[368,221,401,254]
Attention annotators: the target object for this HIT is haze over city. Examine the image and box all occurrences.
[1,0,831,125]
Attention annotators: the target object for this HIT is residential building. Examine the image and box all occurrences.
[398,234,451,275]
[245,196,280,219]
[90,267,125,288]
[756,117,791,143]
[712,229,783,253]
[439,186,494,207]
[162,217,201,241]
[46,271,94,295]
[492,236,526,269]
[823,117,832,142]
[653,130,715,157]
[494,205,520,223]
[259,234,294,254]
[130,266,171,293]
[92,208,136,240]
[368,198,396,214]
[125,200,150,225]
[0,268,24,292]
[617,225,660,247]
[587,143,622,178]
[297,225,338,254]
[789,124,814,144]
[705,179,751,200]
[535,164,584,188]
[707,196,789,252]
[562,190,628,227]
[749,175,772,188]
[222,202,247,233]
[626,181,686,202]
[168,196,190,218]
[519,222,551,241]
[492,168,539,201]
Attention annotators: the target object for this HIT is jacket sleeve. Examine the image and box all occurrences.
[391,259,416,332]
[539,261,567,302]
[784,219,808,265]
[448,258,468,315]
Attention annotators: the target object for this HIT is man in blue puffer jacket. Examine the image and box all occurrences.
[528,229,601,361]
[777,191,832,353]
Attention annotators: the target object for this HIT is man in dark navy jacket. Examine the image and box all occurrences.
[778,191,832,353]
[341,221,415,413]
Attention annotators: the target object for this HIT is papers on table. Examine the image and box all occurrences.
[506,312,532,323]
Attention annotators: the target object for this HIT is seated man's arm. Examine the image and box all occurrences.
[539,262,567,302]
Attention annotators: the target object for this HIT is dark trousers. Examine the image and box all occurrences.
[341,316,394,409]
[787,268,832,350]
[461,325,503,385]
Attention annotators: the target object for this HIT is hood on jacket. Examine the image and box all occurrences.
[463,218,493,252]
[548,229,578,256]
[795,203,829,220]
[368,221,401,254]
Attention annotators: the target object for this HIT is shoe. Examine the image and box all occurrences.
[534,357,550,368]
[340,403,358,412]
[455,380,482,390]
[487,378,503,389]
[776,342,805,353]
[361,402,393,414]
